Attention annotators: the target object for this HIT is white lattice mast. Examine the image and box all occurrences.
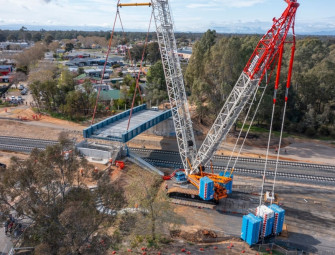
[151,0,197,174]
[191,0,299,173]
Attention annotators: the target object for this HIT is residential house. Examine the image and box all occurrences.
[177,47,192,60]
[99,89,121,104]
[0,65,13,76]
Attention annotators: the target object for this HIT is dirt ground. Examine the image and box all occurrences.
[0,151,29,166]
[129,133,335,165]
[116,239,260,255]
[0,106,85,130]
[1,103,334,164]
[0,119,64,140]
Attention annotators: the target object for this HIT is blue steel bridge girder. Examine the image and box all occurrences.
[83,104,172,143]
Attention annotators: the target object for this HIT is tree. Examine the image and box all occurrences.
[19,26,27,41]
[127,171,181,244]
[0,134,125,254]
[26,32,32,42]
[28,62,58,84]
[15,42,47,74]
[145,61,168,104]
[185,33,247,122]
[185,29,216,92]
[7,34,17,42]
[44,34,54,45]
[11,72,27,87]
[33,32,42,42]
[30,79,59,111]
[0,32,6,42]
[65,42,74,52]
[146,42,161,64]
[49,41,60,52]
[128,44,146,63]
[78,67,85,75]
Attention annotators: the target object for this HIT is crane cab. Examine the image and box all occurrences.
[175,171,187,183]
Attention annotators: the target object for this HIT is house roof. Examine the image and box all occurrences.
[178,50,192,54]
[99,90,121,101]
[74,74,87,80]
[0,65,12,69]
[91,77,101,81]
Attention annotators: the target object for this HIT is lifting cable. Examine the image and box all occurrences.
[271,32,296,205]
[224,84,261,174]
[259,44,285,207]
[118,10,143,102]
[231,72,272,173]
[259,88,276,207]
[91,1,121,125]
[225,58,278,175]
[127,10,154,131]
[230,60,279,175]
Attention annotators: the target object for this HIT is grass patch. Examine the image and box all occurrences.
[235,122,335,140]
[49,111,88,122]
[0,102,11,107]
[317,136,335,141]
[37,109,89,123]
[236,122,290,138]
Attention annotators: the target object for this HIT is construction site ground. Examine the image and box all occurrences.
[163,173,335,254]
[1,106,335,253]
[2,152,334,254]
[1,103,334,164]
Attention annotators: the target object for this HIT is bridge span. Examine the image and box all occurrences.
[83,104,172,143]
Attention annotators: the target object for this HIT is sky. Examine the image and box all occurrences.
[0,0,335,35]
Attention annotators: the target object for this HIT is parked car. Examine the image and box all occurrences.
[19,84,25,90]
[18,96,23,101]
[11,96,15,100]
[21,89,28,95]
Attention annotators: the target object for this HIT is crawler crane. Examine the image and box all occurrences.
[118,0,299,203]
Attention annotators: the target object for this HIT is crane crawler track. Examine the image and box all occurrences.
[167,187,217,206]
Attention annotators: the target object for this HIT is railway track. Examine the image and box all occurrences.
[0,136,334,185]
[129,148,335,185]
[130,147,335,171]
[0,136,58,153]
[142,158,335,185]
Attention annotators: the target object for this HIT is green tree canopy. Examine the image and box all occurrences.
[0,134,125,254]
[145,61,168,104]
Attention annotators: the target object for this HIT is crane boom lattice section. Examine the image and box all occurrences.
[152,0,197,174]
[192,0,299,172]
[192,73,260,172]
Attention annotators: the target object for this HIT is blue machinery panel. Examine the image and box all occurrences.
[83,104,172,143]
[199,176,214,200]
[241,213,262,246]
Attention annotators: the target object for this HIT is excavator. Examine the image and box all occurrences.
[118,0,299,203]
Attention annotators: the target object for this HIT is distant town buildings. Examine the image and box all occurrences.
[177,46,192,61]
[65,57,123,67]
[0,41,30,50]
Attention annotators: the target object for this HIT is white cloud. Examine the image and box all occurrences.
[0,0,334,34]
[187,0,265,9]
[216,0,266,8]
[187,3,217,9]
